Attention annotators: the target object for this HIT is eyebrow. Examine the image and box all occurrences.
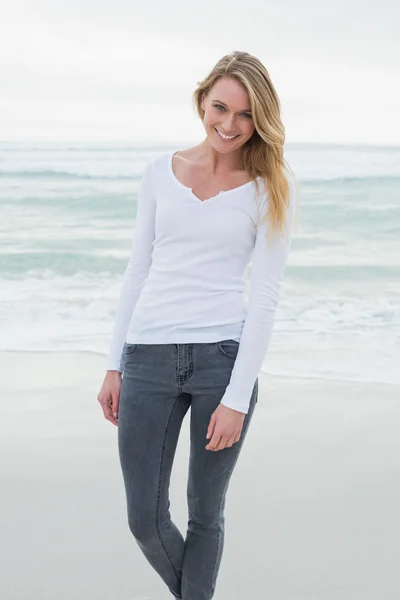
[212,100,252,113]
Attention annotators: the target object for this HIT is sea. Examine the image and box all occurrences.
[1,141,399,385]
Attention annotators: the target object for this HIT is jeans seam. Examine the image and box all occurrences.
[208,393,257,597]
[155,394,182,582]
[208,444,242,598]
[176,344,194,384]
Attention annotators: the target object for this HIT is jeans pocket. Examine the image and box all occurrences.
[216,339,239,359]
[125,343,138,355]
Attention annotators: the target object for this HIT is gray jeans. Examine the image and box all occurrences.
[118,340,258,600]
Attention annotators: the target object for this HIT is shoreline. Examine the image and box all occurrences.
[2,348,398,388]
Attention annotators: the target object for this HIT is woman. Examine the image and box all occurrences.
[97,50,298,600]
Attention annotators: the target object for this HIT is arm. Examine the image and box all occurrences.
[106,157,156,372]
[219,172,298,414]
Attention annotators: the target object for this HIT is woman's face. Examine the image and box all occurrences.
[200,77,256,152]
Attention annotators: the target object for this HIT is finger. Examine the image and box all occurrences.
[206,413,216,440]
[234,432,241,444]
[205,433,222,451]
[213,435,231,452]
[100,398,118,426]
[111,391,119,420]
[225,434,237,448]
[105,407,118,426]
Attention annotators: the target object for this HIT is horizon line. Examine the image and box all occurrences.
[0,139,399,150]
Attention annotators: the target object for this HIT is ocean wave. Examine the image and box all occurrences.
[0,144,170,153]
[0,169,140,181]
[1,256,400,278]
[0,253,127,275]
[2,169,400,185]
[286,264,400,280]
[302,174,400,185]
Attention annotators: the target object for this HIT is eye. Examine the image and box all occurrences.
[214,104,252,119]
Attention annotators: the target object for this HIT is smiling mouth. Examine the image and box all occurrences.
[213,127,239,140]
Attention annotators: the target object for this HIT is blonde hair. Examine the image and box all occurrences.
[192,50,299,245]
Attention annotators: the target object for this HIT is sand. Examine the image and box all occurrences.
[1,350,399,600]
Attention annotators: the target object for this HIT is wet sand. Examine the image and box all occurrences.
[2,350,399,600]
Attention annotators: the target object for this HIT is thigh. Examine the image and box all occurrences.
[186,342,258,517]
[118,343,191,514]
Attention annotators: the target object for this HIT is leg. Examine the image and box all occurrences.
[118,343,191,599]
[181,376,258,599]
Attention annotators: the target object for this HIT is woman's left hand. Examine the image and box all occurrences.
[205,403,245,452]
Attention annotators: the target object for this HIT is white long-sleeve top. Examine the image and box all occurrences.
[106,149,297,414]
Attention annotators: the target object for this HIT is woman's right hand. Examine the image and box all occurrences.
[97,370,122,426]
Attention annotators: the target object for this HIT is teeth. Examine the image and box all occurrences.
[216,129,237,140]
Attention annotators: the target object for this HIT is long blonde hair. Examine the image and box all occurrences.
[192,51,299,244]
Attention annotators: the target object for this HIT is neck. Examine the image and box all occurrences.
[196,138,245,175]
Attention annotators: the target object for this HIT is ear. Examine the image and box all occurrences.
[200,92,206,110]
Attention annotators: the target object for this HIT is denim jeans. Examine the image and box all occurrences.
[118,340,258,600]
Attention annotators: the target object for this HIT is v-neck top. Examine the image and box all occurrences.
[169,149,262,202]
[106,150,297,414]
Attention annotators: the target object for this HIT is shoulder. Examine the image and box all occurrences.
[141,151,172,182]
[144,151,170,170]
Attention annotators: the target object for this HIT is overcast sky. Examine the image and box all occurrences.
[1,0,398,145]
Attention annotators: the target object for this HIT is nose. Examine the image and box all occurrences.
[222,115,236,133]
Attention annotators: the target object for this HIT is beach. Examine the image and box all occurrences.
[1,0,399,593]
[2,349,400,600]
[2,141,399,598]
